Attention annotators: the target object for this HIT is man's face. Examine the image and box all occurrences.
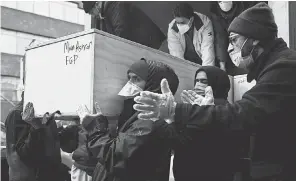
[228,32,248,54]
[175,17,191,25]
[127,72,146,90]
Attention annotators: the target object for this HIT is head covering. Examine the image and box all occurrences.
[194,66,230,100]
[210,1,244,25]
[118,58,179,129]
[128,58,179,95]
[228,2,278,40]
[82,1,96,13]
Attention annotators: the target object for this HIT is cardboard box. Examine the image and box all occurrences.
[24,29,200,119]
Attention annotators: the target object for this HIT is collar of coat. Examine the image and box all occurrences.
[247,38,289,82]
[171,13,204,33]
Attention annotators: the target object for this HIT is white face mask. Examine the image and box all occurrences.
[194,82,207,96]
[177,17,193,35]
[219,1,233,12]
[118,81,143,98]
[229,38,255,70]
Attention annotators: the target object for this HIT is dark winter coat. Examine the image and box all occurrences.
[5,103,62,181]
[173,38,296,180]
[97,2,166,50]
[210,2,247,75]
[173,66,247,181]
[89,59,179,181]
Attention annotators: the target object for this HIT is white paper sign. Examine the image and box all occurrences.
[24,34,94,117]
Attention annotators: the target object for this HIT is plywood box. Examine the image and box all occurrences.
[24,29,200,119]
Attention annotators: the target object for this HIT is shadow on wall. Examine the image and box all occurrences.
[131,1,211,53]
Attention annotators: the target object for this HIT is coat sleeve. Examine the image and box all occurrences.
[111,118,154,176]
[200,16,215,66]
[174,67,296,132]
[59,125,80,153]
[107,2,130,39]
[167,24,184,59]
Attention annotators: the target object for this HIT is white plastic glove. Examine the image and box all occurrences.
[133,79,176,124]
[76,102,102,125]
[189,86,215,106]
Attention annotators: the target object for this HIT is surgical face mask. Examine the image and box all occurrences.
[219,1,233,12]
[229,38,255,70]
[194,82,207,96]
[177,17,193,35]
[118,81,143,98]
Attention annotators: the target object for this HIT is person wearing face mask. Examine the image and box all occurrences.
[173,66,248,181]
[210,1,247,75]
[82,1,166,50]
[167,3,215,66]
[133,3,296,181]
[78,58,179,181]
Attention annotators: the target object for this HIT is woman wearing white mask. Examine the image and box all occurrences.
[167,3,215,66]
[210,1,247,75]
[79,58,179,181]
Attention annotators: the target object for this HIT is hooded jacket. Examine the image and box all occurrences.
[210,2,247,75]
[168,12,215,66]
[173,38,296,180]
[173,66,245,181]
[85,58,179,181]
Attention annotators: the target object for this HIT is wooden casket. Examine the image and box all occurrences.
[24,29,200,121]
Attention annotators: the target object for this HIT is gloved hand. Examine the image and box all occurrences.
[133,79,176,124]
[190,86,215,106]
[77,102,107,132]
[181,86,215,106]
[22,102,61,129]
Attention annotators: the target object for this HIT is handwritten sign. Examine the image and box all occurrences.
[233,74,256,101]
[24,34,94,117]
[64,41,92,65]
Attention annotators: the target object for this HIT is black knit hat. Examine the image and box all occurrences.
[82,1,96,13]
[228,2,278,40]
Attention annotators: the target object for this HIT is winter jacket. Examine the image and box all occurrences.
[209,1,247,75]
[173,66,247,181]
[59,116,108,177]
[97,2,166,50]
[173,38,296,180]
[88,104,172,181]
[167,12,215,66]
[5,103,62,181]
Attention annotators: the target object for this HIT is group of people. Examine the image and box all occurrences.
[82,1,256,75]
[5,2,296,181]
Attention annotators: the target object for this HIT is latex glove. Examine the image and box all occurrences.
[188,86,215,106]
[180,90,201,104]
[22,102,61,129]
[77,102,106,131]
[22,102,43,129]
[134,79,176,124]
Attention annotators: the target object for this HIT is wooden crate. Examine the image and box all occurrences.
[24,29,200,119]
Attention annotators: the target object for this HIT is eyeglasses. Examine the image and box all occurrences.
[229,34,240,45]
[195,79,208,84]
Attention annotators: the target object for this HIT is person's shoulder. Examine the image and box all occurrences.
[194,11,211,24]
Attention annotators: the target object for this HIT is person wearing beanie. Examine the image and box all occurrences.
[210,1,248,75]
[133,2,296,181]
[81,1,166,50]
[167,2,215,66]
